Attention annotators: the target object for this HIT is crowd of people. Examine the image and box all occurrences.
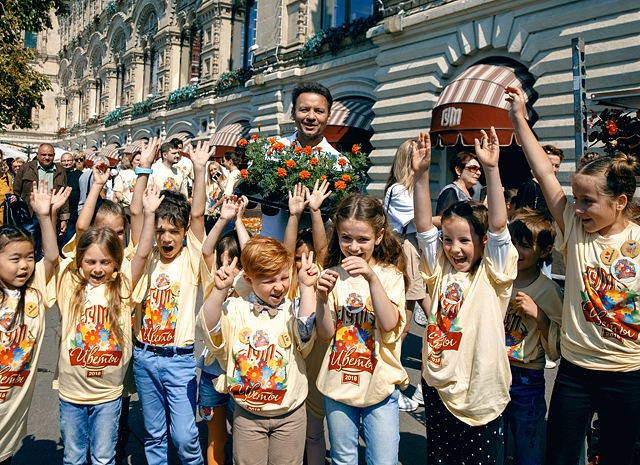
[0,81,639,465]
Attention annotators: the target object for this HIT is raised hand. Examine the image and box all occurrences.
[307,179,331,212]
[30,180,53,216]
[474,127,500,169]
[219,195,240,221]
[298,251,318,288]
[288,183,309,217]
[142,184,165,214]
[411,131,432,174]
[140,136,160,168]
[317,269,339,301]
[236,195,249,221]
[51,186,73,213]
[188,141,214,168]
[505,86,527,122]
[214,255,239,290]
[341,256,375,281]
[92,161,111,185]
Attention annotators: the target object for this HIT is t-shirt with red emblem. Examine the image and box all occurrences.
[0,263,53,462]
[135,229,213,347]
[418,226,518,426]
[316,263,408,408]
[556,201,640,371]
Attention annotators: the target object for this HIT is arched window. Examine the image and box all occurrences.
[113,33,126,107]
[179,25,202,87]
[140,12,158,98]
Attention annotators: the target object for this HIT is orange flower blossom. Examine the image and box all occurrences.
[315,146,322,151]
[285,159,296,168]
[352,144,360,154]
[299,170,311,180]
[293,146,303,154]
[334,181,347,190]
[606,120,618,135]
[310,157,319,166]
[273,142,285,151]
[238,139,248,147]
[321,175,326,180]
[338,158,347,167]
[304,146,313,155]
[341,174,351,182]
[240,169,249,178]
[277,168,287,177]
[268,137,276,144]
[251,134,259,140]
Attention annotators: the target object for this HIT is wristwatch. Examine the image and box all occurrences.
[134,167,153,175]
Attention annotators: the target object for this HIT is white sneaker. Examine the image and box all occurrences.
[545,357,557,369]
[412,383,424,406]
[398,392,419,412]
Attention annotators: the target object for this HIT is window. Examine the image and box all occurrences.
[323,0,372,28]
[242,0,257,67]
[190,29,201,83]
[25,32,38,49]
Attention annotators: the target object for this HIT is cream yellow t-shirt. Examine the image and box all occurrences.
[419,229,518,426]
[55,258,138,405]
[0,264,53,461]
[316,263,408,408]
[113,169,137,206]
[135,229,212,347]
[197,294,314,416]
[149,162,188,198]
[556,201,640,371]
[506,272,563,369]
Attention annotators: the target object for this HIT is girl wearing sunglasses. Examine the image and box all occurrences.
[435,151,482,220]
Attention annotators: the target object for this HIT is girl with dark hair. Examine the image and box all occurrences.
[508,85,640,464]
[315,193,409,464]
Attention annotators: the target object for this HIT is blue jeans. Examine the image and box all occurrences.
[23,214,43,262]
[504,365,546,465]
[133,345,203,465]
[323,389,400,465]
[59,397,122,465]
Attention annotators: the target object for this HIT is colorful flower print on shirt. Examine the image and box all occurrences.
[327,292,377,386]
[228,343,290,411]
[582,266,640,341]
[427,280,465,367]
[69,304,123,378]
[0,325,36,401]
[140,273,180,345]
[163,177,179,191]
[504,299,530,362]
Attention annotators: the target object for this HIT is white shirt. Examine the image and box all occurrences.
[383,183,416,235]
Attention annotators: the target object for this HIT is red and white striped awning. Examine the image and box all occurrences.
[430,63,537,147]
[98,143,120,159]
[167,132,192,144]
[328,98,375,132]
[123,139,148,154]
[84,147,97,161]
[209,122,251,147]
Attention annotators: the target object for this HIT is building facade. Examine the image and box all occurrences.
[4,0,639,197]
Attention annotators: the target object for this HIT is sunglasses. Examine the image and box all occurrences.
[75,158,85,162]
[464,165,482,174]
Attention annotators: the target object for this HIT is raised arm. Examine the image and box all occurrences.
[315,269,339,341]
[234,196,250,249]
[474,127,507,235]
[31,181,68,281]
[201,196,239,269]
[506,86,566,232]
[201,256,239,330]
[130,137,160,246]
[187,141,214,242]
[297,251,318,318]
[76,162,110,239]
[131,185,164,288]
[412,131,434,232]
[307,179,331,264]
[283,183,308,254]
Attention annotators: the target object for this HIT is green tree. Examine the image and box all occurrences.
[0,0,68,131]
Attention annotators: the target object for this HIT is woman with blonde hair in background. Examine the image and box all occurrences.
[205,160,227,233]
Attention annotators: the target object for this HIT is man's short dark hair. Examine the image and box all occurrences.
[156,190,190,230]
[292,82,333,112]
[160,139,179,160]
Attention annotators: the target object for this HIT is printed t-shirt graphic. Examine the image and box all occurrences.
[149,162,188,198]
[504,273,563,368]
[427,280,465,367]
[55,258,142,404]
[197,294,314,416]
[0,264,53,461]
[136,229,211,347]
[316,263,408,408]
[114,169,137,206]
[557,202,640,371]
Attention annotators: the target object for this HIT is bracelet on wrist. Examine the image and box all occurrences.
[135,167,153,175]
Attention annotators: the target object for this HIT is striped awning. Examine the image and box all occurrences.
[430,63,537,147]
[84,147,97,161]
[209,121,251,147]
[98,143,120,159]
[328,98,375,132]
[123,139,148,154]
[167,132,192,144]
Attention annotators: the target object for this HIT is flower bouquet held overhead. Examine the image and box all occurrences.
[234,130,370,215]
